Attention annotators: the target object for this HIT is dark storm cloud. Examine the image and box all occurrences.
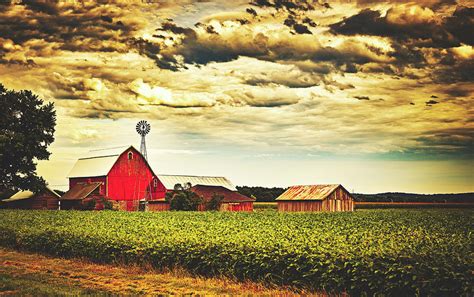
[249,0,323,11]
[415,127,474,155]
[0,2,139,63]
[354,95,370,100]
[433,57,474,83]
[330,8,463,49]
[444,6,474,46]
[355,0,457,9]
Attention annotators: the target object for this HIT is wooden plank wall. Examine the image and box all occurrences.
[147,202,170,212]
[220,202,253,212]
[277,201,322,212]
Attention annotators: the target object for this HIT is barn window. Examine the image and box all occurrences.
[153,178,158,188]
[128,151,133,160]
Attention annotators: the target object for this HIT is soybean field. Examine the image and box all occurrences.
[0,209,472,295]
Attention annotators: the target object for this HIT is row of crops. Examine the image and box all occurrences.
[0,209,472,295]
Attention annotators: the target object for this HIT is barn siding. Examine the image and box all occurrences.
[277,201,322,212]
[147,202,170,212]
[220,202,253,212]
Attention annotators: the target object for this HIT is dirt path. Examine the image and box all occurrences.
[0,248,300,296]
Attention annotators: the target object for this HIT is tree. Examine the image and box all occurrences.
[0,84,56,193]
[205,193,224,211]
[166,184,202,211]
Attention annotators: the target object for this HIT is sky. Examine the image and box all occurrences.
[0,0,473,193]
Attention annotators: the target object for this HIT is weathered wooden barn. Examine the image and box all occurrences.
[276,185,354,212]
[191,185,255,211]
[63,146,165,211]
[0,187,60,210]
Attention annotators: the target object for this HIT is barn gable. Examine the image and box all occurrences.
[67,146,155,178]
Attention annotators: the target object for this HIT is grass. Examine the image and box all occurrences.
[254,201,474,210]
[0,248,300,295]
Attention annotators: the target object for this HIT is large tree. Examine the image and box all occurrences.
[0,84,56,193]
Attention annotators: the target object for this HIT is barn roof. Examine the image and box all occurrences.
[275,185,344,201]
[67,146,151,178]
[158,175,237,191]
[191,185,255,203]
[2,187,60,202]
[61,182,102,200]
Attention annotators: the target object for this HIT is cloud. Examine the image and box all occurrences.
[224,85,303,107]
[128,78,215,107]
[0,0,472,159]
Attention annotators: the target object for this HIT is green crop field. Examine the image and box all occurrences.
[0,209,472,295]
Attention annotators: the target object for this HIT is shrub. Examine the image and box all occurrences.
[166,187,202,211]
[205,194,224,211]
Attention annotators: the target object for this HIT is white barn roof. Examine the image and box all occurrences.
[157,175,237,191]
[67,155,119,178]
[67,146,153,178]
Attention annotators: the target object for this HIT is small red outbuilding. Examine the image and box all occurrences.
[192,185,255,211]
[0,187,60,210]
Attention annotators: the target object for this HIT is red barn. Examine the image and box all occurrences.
[276,184,354,212]
[0,187,60,210]
[62,146,166,211]
[147,175,237,212]
[191,185,255,211]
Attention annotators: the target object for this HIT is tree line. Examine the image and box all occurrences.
[236,186,474,203]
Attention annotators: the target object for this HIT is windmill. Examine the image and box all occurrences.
[136,120,150,160]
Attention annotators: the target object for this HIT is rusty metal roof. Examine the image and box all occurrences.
[61,182,102,200]
[275,185,341,201]
[191,185,255,203]
[158,175,237,191]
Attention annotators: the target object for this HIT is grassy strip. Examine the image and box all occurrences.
[0,248,297,295]
[0,209,472,296]
[254,202,474,210]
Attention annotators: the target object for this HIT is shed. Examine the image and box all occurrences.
[60,182,107,210]
[191,185,255,211]
[276,184,354,212]
[0,187,60,210]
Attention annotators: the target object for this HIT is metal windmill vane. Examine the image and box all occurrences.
[136,120,150,160]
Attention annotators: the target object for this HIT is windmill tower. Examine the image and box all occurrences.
[136,120,150,160]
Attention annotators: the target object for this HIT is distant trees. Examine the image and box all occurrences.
[0,84,56,193]
[237,186,474,203]
[166,183,202,211]
[236,186,286,202]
